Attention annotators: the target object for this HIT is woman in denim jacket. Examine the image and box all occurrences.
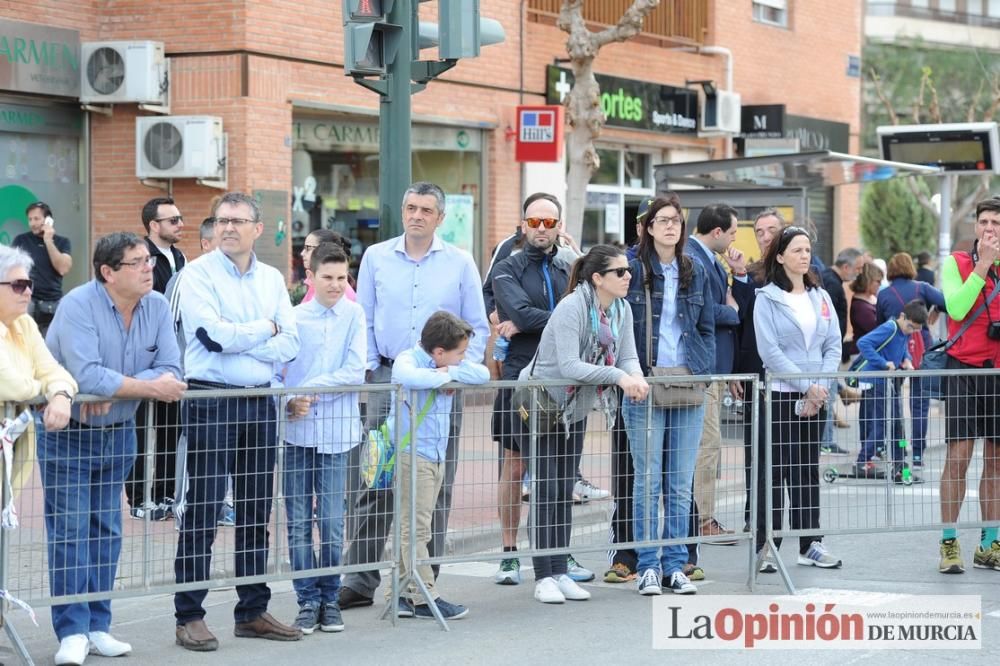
[622,194,716,596]
[753,226,843,572]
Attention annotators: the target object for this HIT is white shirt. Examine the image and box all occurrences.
[776,290,817,393]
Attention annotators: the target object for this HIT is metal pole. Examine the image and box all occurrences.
[378,0,414,241]
[938,174,953,280]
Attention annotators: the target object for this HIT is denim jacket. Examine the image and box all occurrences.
[626,257,716,377]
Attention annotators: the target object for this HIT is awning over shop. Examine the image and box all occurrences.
[655,150,940,190]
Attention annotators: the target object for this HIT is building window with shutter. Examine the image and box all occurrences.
[752,0,789,27]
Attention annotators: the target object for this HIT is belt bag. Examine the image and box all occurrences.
[32,299,59,315]
[511,353,564,432]
[645,285,706,408]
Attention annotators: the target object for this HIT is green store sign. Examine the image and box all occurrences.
[0,18,81,97]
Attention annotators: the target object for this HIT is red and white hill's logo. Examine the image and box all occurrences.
[519,110,555,143]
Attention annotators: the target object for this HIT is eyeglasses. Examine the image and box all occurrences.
[525,217,559,229]
[118,256,156,270]
[0,279,32,294]
[214,217,256,228]
[154,215,183,226]
[302,243,320,252]
[651,215,682,227]
[599,267,631,278]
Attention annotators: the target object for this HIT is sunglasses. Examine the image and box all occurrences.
[154,215,183,226]
[0,279,33,295]
[599,267,631,278]
[525,217,559,229]
[781,225,808,237]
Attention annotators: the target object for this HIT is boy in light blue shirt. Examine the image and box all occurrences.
[275,243,366,635]
[389,311,489,620]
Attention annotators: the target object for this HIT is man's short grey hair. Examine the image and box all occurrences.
[402,181,446,215]
[834,247,863,268]
[753,207,787,225]
[0,245,33,281]
[212,192,262,223]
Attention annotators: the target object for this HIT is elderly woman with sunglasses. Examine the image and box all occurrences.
[753,226,843,571]
[0,245,76,484]
[514,244,648,605]
[621,195,715,596]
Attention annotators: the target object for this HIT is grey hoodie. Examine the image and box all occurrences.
[520,287,641,424]
[753,283,841,393]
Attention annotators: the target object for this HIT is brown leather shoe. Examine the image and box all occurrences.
[176,619,219,652]
[701,518,738,545]
[234,612,303,641]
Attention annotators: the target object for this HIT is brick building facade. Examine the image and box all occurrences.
[0,1,861,289]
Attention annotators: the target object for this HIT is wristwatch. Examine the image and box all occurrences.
[53,390,73,403]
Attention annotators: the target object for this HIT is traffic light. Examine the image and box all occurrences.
[342,0,401,76]
[417,0,506,60]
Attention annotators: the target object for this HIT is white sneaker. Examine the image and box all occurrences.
[555,574,591,601]
[55,634,89,666]
[88,631,131,657]
[573,478,611,502]
[533,577,565,604]
[797,541,843,569]
[637,568,662,596]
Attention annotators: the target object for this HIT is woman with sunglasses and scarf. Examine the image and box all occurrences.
[622,195,715,596]
[753,226,843,571]
[516,244,648,604]
[0,245,76,513]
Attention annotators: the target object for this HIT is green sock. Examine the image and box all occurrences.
[942,527,958,541]
[981,527,998,549]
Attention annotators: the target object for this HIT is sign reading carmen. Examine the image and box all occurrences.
[0,18,80,97]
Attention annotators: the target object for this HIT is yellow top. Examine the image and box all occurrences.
[0,314,77,404]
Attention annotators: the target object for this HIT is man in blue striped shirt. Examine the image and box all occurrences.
[41,232,186,665]
[338,181,490,609]
[173,192,301,651]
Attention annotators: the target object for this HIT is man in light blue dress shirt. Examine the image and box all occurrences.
[173,192,301,651]
[274,243,366,635]
[338,181,490,609]
[41,232,186,665]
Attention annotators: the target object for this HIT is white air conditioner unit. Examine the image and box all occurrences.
[136,116,225,180]
[700,90,742,134]
[81,41,168,106]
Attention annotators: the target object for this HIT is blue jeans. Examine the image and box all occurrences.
[174,394,277,624]
[857,379,904,465]
[283,444,348,607]
[37,419,137,640]
[622,398,705,576]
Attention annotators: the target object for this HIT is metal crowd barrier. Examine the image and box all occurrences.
[763,367,999,593]
[3,365,990,647]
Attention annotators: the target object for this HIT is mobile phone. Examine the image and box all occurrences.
[794,399,806,417]
[44,216,54,227]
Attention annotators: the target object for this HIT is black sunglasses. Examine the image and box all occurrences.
[781,225,808,237]
[0,279,33,294]
[599,267,631,278]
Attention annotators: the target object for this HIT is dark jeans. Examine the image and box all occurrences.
[755,392,823,555]
[857,378,904,466]
[529,420,586,581]
[910,376,930,463]
[608,400,637,571]
[174,394,277,624]
[126,400,180,507]
[341,364,461,596]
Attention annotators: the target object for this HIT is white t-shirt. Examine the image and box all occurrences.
[152,240,177,274]
[774,290,816,394]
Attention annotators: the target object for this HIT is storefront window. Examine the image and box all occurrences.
[290,114,482,283]
[582,146,656,250]
[592,148,620,185]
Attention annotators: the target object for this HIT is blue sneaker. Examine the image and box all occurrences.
[217,503,235,527]
[567,555,595,582]
[412,598,468,620]
[396,598,415,618]
[319,602,344,632]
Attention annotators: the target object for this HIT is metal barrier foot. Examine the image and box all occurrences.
[4,619,33,665]
[767,537,797,595]
[399,573,449,632]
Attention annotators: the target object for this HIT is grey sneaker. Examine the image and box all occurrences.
[494,557,521,585]
[319,603,344,632]
[566,555,595,582]
[797,541,842,568]
[292,605,319,635]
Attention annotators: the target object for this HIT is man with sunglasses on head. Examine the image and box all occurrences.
[12,201,73,337]
[490,193,574,586]
[125,198,190,522]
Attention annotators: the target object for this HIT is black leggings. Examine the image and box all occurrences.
[530,421,586,580]
[755,391,823,554]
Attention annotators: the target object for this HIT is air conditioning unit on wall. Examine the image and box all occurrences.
[80,41,169,106]
[136,116,226,181]
[700,90,742,134]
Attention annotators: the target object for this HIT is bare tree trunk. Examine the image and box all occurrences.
[557,0,661,245]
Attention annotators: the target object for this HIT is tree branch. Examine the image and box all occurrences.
[967,79,986,123]
[952,177,990,230]
[925,72,943,124]
[592,0,661,49]
[869,67,899,125]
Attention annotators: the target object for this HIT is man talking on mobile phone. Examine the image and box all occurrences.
[12,201,72,336]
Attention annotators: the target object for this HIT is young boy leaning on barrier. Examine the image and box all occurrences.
[388,310,489,620]
[854,299,928,483]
